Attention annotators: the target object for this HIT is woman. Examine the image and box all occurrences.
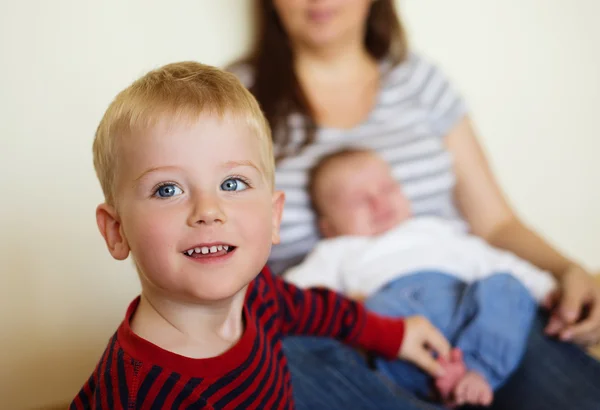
[229,1,600,408]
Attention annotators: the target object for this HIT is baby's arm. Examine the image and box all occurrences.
[283,236,362,292]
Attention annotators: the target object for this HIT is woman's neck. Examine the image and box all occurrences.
[294,40,377,86]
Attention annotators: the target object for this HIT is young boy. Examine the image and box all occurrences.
[284,148,557,407]
[70,62,451,409]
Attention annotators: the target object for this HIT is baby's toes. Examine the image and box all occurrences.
[479,384,494,406]
[466,381,481,404]
[453,379,468,405]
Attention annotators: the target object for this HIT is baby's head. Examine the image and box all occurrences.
[309,148,412,238]
[93,61,284,303]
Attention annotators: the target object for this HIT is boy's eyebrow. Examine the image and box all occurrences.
[134,161,261,182]
[224,160,261,173]
[134,166,181,182]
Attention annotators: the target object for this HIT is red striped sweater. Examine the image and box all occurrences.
[70,267,405,409]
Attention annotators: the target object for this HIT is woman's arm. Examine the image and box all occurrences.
[447,116,573,276]
[446,116,600,345]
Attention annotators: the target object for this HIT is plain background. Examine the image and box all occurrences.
[0,0,598,408]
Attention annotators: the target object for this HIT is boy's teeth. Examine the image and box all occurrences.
[186,245,231,256]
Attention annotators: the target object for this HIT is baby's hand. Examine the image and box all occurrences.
[398,316,450,377]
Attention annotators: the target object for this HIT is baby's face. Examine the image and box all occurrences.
[103,113,284,304]
[316,154,411,237]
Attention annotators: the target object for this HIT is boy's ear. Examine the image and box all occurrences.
[271,191,285,245]
[96,203,130,260]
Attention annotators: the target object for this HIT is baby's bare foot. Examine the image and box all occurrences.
[434,348,466,402]
[454,371,493,407]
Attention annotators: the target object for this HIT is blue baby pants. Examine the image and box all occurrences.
[364,271,537,400]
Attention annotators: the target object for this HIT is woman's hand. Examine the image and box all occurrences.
[398,316,451,377]
[543,265,600,346]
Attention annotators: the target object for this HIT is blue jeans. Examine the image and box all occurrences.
[283,336,444,410]
[283,294,600,410]
[363,272,536,399]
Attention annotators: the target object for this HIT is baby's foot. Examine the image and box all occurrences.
[453,370,493,407]
[434,348,466,403]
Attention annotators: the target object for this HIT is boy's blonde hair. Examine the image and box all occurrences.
[93,61,274,205]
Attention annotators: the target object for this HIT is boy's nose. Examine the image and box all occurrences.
[188,194,227,226]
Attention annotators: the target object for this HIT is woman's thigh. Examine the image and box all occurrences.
[282,336,444,410]
[489,310,600,410]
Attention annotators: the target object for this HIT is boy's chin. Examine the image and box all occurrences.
[187,278,254,304]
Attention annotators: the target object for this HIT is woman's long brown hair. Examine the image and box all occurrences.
[243,0,408,161]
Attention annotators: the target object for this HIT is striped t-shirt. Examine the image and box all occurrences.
[70,268,405,409]
[231,53,468,273]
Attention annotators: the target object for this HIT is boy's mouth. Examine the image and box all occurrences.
[182,244,236,259]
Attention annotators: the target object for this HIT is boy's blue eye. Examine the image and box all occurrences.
[221,178,249,192]
[155,184,183,198]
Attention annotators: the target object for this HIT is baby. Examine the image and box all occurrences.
[284,148,557,407]
[70,63,452,409]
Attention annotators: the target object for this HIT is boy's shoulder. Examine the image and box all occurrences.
[71,331,212,409]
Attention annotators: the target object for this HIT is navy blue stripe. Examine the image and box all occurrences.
[104,335,117,409]
[255,298,275,322]
[116,348,129,409]
[77,388,91,410]
[93,337,112,410]
[281,286,302,332]
[87,373,96,397]
[237,333,280,409]
[278,294,295,326]
[271,350,287,408]
[95,384,103,410]
[256,348,286,409]
[136,365,162,409]
[215,324,269,408]
[316,292,333,335]
[323,296,341,337]
[195,332,261,402]
[246,284,258,308]
[151,372,181,410]
[262,308,278,335]
[172,378,202,409]
[299,291,317,334]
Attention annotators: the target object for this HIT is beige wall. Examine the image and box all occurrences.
[0,1,598,408]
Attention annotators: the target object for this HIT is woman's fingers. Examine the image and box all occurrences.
[542,289,559,310]
[545,314,566,336]
[557,277,586,325]
[561,300,600,344]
